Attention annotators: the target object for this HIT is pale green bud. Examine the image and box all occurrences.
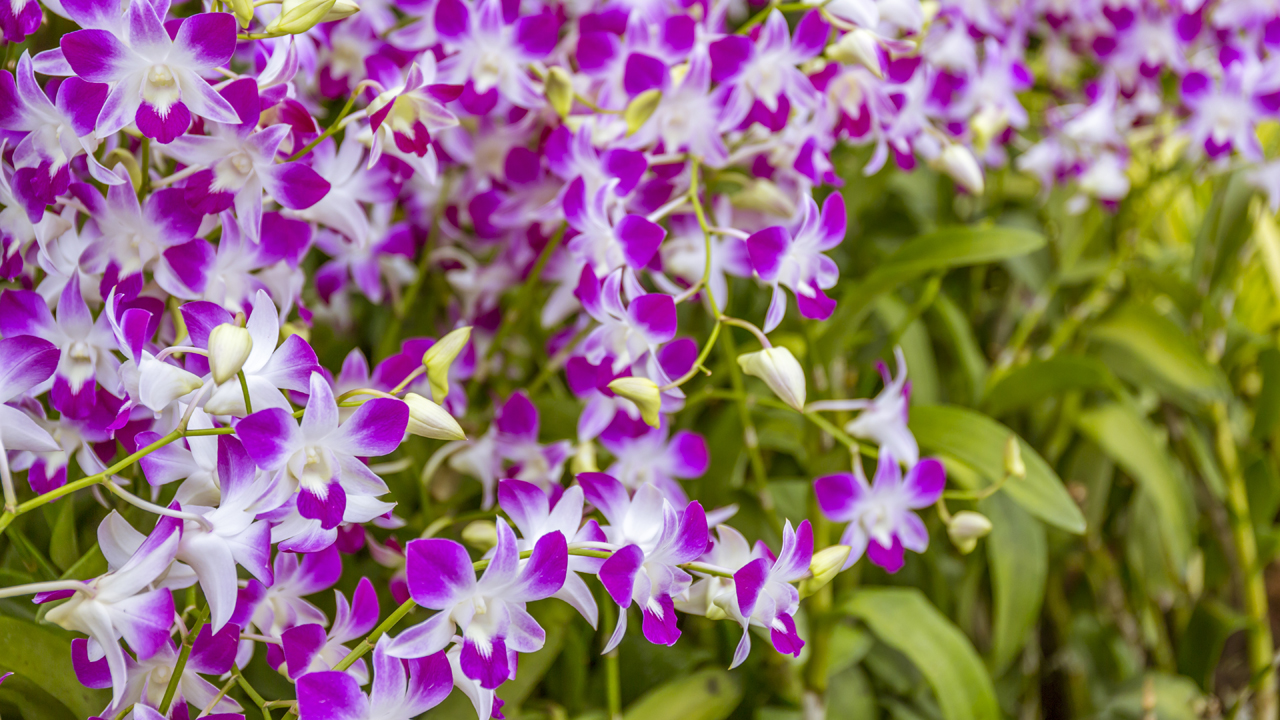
[422,326,471,403]
[207,323,253,386]
[607,376,662,428]
[799,545,851,598]
[947,511,993,555]
[404,393,466,441]
[738,347,806,412]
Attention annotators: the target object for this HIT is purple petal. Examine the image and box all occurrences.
[404,538,476,609]
[598,543,642,608]
[60,29,132,82]
[734,557,769,617]
[71,638,113,689]
[746,226,788,281]
[791,10,830,60]
[297,670,369,720]
[617,214,665,269]
[623,53,666,96]
[513,11,558,57]
[602,149,647,195]
[769,613,804,657]
[298,482,347,531]
[576,32,619,73]
[236,408,301,470]
[817,192,846,248]
[671,501,709,563]
[344,577,380,637]
[404,651,454,713]
[135,100,191,143]
[774,520,814,580]
[56,77,109,137]
[434,0,470,40]
[663,431,708,478]
[497,479,549,538]
[113,588,176,660]
[495,391,539,440]
[627,294,676,344]
[709,36,753,83]
[180,302,234,347]
[0,335,58,402]
[172,13,236,68]
[333,397,409,457]
[640,594,680,646]
[902,457,945,508]
[283,623,329,680]
[260,162,331,210]
[795,287,836,321]
[188,622,240,675]
[0,288,56,337]
[577,472,630,526]
[509,530,567,601]
[867,536,905,573]
[460,634,509,690]
[813,473,861,522]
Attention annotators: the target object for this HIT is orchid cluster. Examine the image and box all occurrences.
[3,0,1272,717]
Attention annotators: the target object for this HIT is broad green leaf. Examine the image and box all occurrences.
[49,497,79,573]
[621,669,741,720]
[847,587,1000,720]
[1096,673,1203,720]
[1177,600,1249,691]
[837,225,1046,325]
[982,355,1118,416]
[930,291,988,405]
[981,493,1046,674]
[909,405,1086,534]
[1076,403,1195,574]
[1090,303,1227,408]
[0,616,109,718]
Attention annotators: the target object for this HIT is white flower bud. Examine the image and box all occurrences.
[799,545,851,598]
[404,393,466,441]
[936,143,985,196]
[826,28,882,77]
[607,376,662,428]
[422,326,471,404]
[947,511,993,555]
[207,323,253,386]
[1003,436,1026,480]
[462,520,498,552]
[266,0,338,35]
[738,347,806,412]
[321,0,359,21]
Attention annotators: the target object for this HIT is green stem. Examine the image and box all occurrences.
[333,597,420,672]
[159,605,209,714]
[1214,402,1277,719]
[603,600,622,720]
[138,138,150,197]
[0,426,237,538]
[721,324,778,530]
[232,665,272,720]
[238,370,253,414]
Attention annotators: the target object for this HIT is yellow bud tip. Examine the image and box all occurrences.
[423,326,472,404]
[1003,436,1026,479]
[607,377,662,428]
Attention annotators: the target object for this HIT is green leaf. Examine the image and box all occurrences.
[847,587,999,720]
[49,497,79,573]
[909,405,1086,534]
[1177,600,1249,691]
[0,616,110,718]
[1096,673,1204,720]
[1076,402,1195,574]
[621,669,742,720]
[982,355,1117,416]
[981,493,1047,674]
[1089,303,1228,408]
[836,225,1046,327]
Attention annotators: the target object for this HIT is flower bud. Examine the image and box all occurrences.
[826,28,881,77]
[546,66,574,119]
[226,0,254,27]
[607,376,662,428]
[625,90,661,136]
[571,441,598,473]
[266,0,338,35]
[1003,435,1025,479]
[799,545,851,598]
[947,511,992,555]
[404,393,466,440]
[422,326,471,403]
[738,347,806,412]
[207,323,253,386]
[936,143,985,196]
[462,520,498,552]
[321,0,358,21]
